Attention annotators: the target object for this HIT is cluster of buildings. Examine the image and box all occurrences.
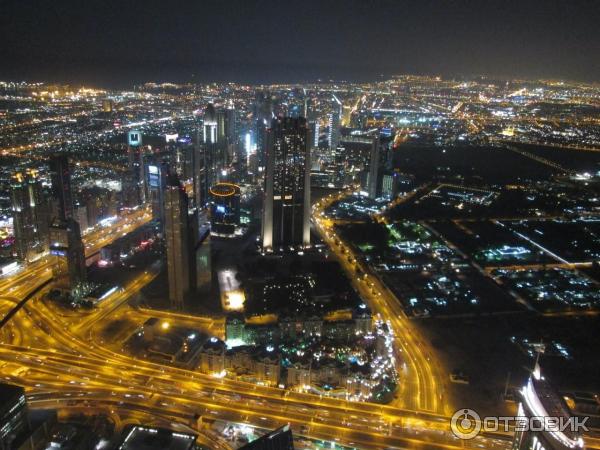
[195,310,395,400]
[9,155,88,292]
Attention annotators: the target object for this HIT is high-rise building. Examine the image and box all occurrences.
[367,132,382,199]
[49,154,74,221]
[163,172,197,310]
[127,130,145,203]
[199,103,229,202]
[10,169,49,262]
[262,117,311,251]
[254,91,273,172]
[48,218,86,289]
[512,364,585,450]
[203,104,218,145]
[327,95,342,150]
[102,99,113,113]
[47,155,86,289]
[209,183,240,237]
[145,161,167,226]
[0,383,30,450]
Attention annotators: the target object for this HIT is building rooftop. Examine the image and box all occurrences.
[118,426,197,450]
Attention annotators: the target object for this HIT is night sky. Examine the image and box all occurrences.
[1,0,598,87]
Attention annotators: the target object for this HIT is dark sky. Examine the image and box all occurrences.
[1,0,598,87]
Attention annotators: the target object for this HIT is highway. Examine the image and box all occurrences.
[0,198,514,449]
[0,205,152,303]
[313,191,447,415]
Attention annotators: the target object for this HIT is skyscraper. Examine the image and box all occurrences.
[198,103,227,204]
[327,95,342,150]
[254,91,273,172]
[262,117,311,251]
[367,132,383,199]
[48,218,87,289]
[127,130,145,204]
[0,383,30,450]
[49,154,74,221]
[163,172,196,310]
[48,155,86,289]
[145,160,167,226]
[10,169,49,262]
[203,104,218,145]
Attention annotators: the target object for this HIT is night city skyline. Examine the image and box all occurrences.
[1,2,600,450]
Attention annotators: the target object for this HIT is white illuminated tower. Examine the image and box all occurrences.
[327,95,342,150]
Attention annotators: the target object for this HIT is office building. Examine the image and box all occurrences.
[127,130,145,203]
[367,132,382,198]
[254,91,273,171]
[164,173,196,310]
[48,218,87,289]
[145,161,167,226]
[327,95,342,150]
[0,383,30,450]
[10,169,49,262]
[47,155,87,289]
[209,182,240,237]
[203,103,218,145]
[262,117,311,251]
[49,154,74,221]
[197,103,229,205]
[102,99,113,113]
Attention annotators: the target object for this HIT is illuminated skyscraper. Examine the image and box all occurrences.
[327,95,342,150]
[127,130,145,203]
[262,117,311,251]
[203,104,218,145]
[209,182,240,237]
[198,103,226,204]
[10,169,49,262]
[163,173,196,310]
[144,160,167,226]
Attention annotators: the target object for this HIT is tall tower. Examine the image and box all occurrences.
[163,172,196,310]
[262,117,311,251]
[367,132,382,199]
[49,154,74,221]
[127,130,145,203]
[146,161,168,226]
[328,95,342,150]
[10,169,49,262]
[254,91,273,172]
[48,155,86,290]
